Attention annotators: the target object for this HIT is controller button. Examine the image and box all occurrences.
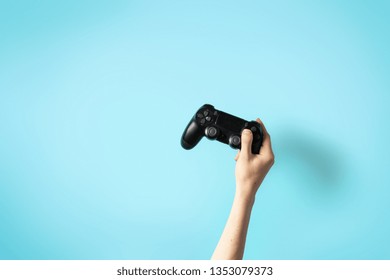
[200,118,206,125]
[197,113,203,119]
[203,110,209,116]
[207,127,218,139]
[213,111,218,116]
[232,136,240,145]
[206,116,211,121]
[229,135,241,147]
[250,127,257,132]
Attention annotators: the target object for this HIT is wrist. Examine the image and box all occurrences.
[236,179,258,197]
[234,188,256,207]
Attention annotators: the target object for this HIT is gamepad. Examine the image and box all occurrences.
[181,104,263,154]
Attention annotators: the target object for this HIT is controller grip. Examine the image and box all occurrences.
[181,120,204,150]
[251,141,262,154]
[245,121,263,154]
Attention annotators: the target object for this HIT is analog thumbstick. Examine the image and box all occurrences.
[205,126,218,139]
[229,135,241,149]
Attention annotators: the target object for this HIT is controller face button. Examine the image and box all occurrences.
[203,110,209,116]
[200,118,206,125]
[197,113,203,119]
[251,126,257,132]
[205,116,211,121]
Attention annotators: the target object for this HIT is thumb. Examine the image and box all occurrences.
[240,129,253,158]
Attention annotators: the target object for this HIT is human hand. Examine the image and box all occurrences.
[211,118,274,260]
[234,118,274,201]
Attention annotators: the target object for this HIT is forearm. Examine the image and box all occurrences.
[211,190,255,260]
[211,118,274,260]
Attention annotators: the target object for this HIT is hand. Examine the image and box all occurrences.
[211,118,274,260]
[234,118,274,201]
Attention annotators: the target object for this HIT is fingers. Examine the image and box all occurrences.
[240,129,253,158]
[256,118,274,155]
[236,118,273,160]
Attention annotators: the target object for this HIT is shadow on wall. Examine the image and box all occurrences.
[274,128,347,197]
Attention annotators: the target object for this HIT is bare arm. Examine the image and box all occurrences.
[211,118,274,260]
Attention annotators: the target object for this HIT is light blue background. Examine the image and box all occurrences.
[1,0,389,259]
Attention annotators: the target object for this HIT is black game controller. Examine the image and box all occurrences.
[181,104,263,154]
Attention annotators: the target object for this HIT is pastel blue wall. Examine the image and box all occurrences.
[1,0,389,259]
